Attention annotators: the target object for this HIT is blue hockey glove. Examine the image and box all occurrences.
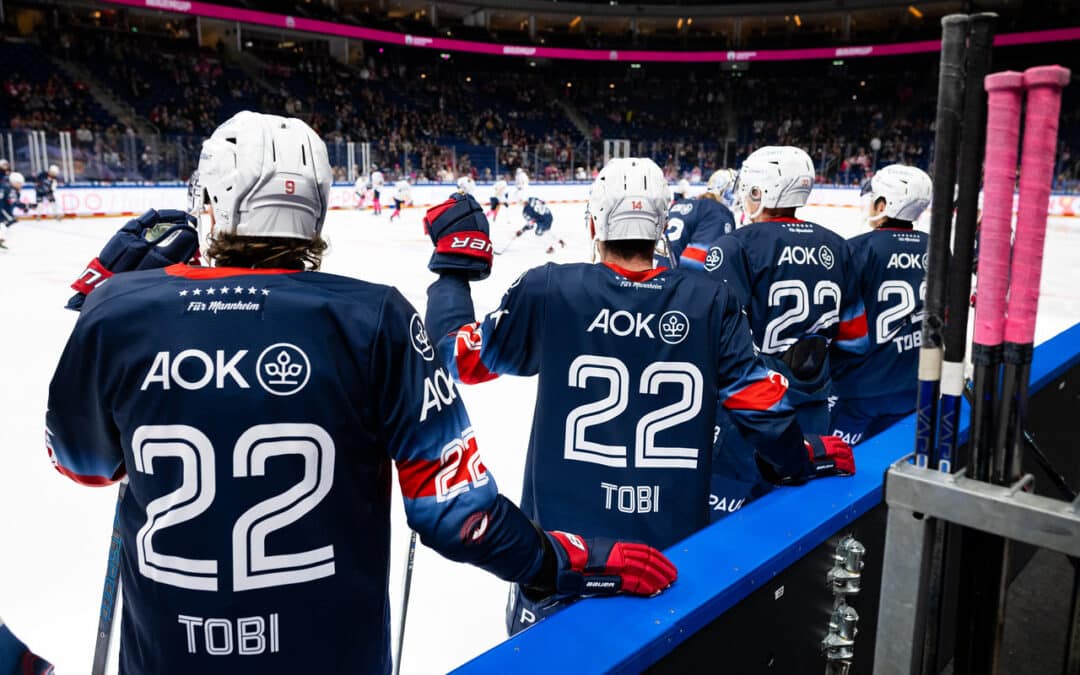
[66,209,197,311]
[423,193,493,281]
[529,531,676,598]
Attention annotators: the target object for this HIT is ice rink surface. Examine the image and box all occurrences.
[0,193,1077,674]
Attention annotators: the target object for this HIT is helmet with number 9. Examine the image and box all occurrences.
[736,146,815,219]
[587,157,670,242]
[189,111,331,255]
[861,164,932,224]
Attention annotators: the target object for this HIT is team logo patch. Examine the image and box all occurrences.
[256,343,310,396]
[410,314,435,362]
[659,311,690,345]
[922,252,929,270]
[704,246,724,271]
[819,245,836,270]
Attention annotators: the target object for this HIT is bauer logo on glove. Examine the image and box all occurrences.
[424,193,493,281]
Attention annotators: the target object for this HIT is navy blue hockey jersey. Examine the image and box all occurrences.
[523,197,553,234]
[427,263,813,550]
[664,197,735,263]
[831,226,928,400]
[46,265,546,675]
[683,218,868,357]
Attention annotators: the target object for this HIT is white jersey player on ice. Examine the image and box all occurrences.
[513,167,529,203]
[456,175,477,198]
[390,179,412,222]
[487,179,509,221]
[370,167,385,215]
[354,171,369,210]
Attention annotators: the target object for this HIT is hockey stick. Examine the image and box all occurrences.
[91,479,127,675]
[986,64,1071,670]
[952,68,1024,675]
[913,13,969,469]
[392,530,418,675]
[937,13,996,475]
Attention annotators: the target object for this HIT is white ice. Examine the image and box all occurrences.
[0,196,1076,674]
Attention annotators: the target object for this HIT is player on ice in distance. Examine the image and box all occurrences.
[390,178,412,222]
[517,196,566,254]
[33,164,61,221]
[423,157,855,635]
[487,179,509,221]
[683,146,869,434]
[354,170,369,211]
[0,158,10,185]
[658,169,737,268]
[370,166,385,215]
[44,112,676,675]
[829,164,931,445]
[0,172,28,249]
[513,166,529,202]
[456,175,477,198]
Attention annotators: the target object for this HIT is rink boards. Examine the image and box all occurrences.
[454,321,1080,674]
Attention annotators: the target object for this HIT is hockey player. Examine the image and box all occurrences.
[0,159,10,185]
[390,178,412,222]
[0,172,27,248]
[683,147,868,433]
[45,113,675,675]
[660,168,737,267]
[370,165,385,215]
[487,178,508,221]
[354,170,369,210]
[671,178,691,203]
[423,157,855,635]
[33,164,61,220]
[513,167,529,203]
[829,165,931,445]
[518,196,565,254]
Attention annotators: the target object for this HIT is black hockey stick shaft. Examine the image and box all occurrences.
[91,480,127,675]
[913,14,969,468]
[393,530,418,675]
[937,13,997,474]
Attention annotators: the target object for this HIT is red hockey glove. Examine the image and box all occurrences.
[543,531,676,597]
[802,434,856,478]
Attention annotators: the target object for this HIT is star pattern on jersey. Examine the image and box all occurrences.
[177,285,270,297]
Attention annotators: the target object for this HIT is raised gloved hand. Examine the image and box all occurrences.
[526,531,677,599]
[424,193,493,281]
[66,209,197,311]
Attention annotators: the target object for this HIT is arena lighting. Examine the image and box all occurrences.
[794,14,802,27]
[687,17,693,26]
[676,18,684,30]
[99,0,1080,63]
[569,15,582,28]
[908,5,924,19]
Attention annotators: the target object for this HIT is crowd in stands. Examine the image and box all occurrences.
[2,21,1078,189]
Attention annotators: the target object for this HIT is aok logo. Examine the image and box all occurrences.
[886,252,927,270]
[587,309,657,339]
[140,344,311,396]
[778,245,834,268]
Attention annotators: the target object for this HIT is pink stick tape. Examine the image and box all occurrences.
[973,71,1024,347]
[1004,65,1072,345]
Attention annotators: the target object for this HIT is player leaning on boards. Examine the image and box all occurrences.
[423,157,855,635]
[829,164,932,445]
[682,146,870,432]
[43,112,675,674]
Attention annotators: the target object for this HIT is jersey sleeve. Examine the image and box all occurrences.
[682,234,751,309]
[712,289,811,479]
[833,239,870,353]
[373,289,544,583]
[426,267,547,385]
[45,305,125,486]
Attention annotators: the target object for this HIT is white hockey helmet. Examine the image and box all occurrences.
[706,168,737,196]
[587,157,670,242]
[189,111,330,253]
[456,175,476,195]
[493,179,507,192]
[672,178,691,195]
[48,164,60,177]
[736,146,815,218]
[862,164,932,223]
[0,159,9,171]
[8,172,24,188]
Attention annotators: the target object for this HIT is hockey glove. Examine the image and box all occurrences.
[527,531,676,599]
[66,209,197,311]
[424,193,493,281]
[802,434,855,478]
